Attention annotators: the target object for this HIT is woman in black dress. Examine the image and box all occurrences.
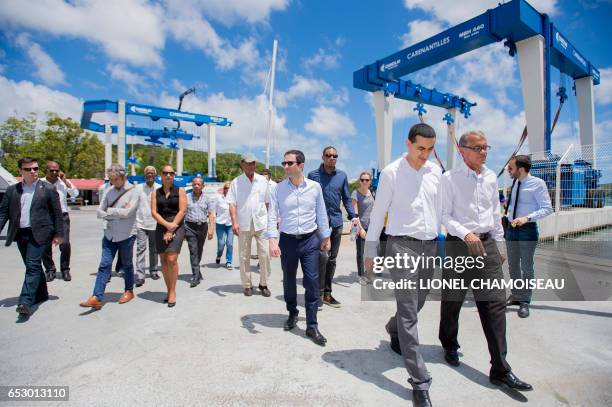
[151,165,187,307]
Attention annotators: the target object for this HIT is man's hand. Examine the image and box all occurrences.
[232,223,240,236]
[59,171,65,180]
[320,237,331,252]
[464,233,486,257]
[511,217,529,228]
[359,228,367,239]
[52,237,63,246]
[269,239,281,257]
[207,231,213,240]
[167,222,178,232]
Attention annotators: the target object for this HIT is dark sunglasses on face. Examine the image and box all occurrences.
[281,161,297,167]
[325,154,338,159]
[22,167,39,172]
[162,171,175,176]
[360,178,371,182]
[48,169,60,173]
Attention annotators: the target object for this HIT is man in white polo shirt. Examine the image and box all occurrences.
[228,153,271,297]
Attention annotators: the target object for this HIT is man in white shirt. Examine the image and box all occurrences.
[41,161,78,282]
[439,130,532,391]
[267,149,331,346]
[134,166,160,287]
[228,153,271,297]
[365,123,440,407]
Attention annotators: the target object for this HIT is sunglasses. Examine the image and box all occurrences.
[48,169,60,173]
[281,161,298,167]
[22,167,39,172]
[162,171,175,176]
[325,154,338,159]
[462,145,491,153]
[360,178,371,182]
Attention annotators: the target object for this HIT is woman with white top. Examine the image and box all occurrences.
[215,181,234,269]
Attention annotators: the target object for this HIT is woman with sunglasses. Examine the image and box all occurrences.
[151,165,187,307]
[214,181,234,269]
[351,171,375,285]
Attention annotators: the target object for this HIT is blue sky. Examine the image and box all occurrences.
[0,0,610,181]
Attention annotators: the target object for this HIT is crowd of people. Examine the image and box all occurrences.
[0,123,553,407]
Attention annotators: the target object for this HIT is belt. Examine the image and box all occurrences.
[186,220,207,226]
[280,230,316,240]
[448,232,490,241]
[390,235,436,242]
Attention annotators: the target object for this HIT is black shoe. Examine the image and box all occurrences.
[62,270,71,281]
[506,296,521,306]
[167,301,176,308]
[412,389,432,407]
[244,287,253,296]
[306,327,327,346]
[16,304,31,316]
[490,371,533,391]
[518,303,530,318]
[258,285,271,297]
[284,313,298,331]
[135,279,145,287]
[444,349,460,366]
[215,257,221,264]
[190,279,200,288]
[46,271,56,282]
[150,272,160,280]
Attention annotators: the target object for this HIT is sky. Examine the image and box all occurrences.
[0,0,611,182]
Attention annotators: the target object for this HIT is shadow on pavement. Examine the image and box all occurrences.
[207,284,245,297]
[137,290,167,304]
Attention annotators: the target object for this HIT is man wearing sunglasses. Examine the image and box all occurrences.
[0,157,64,320]
[41,161,78,282]
[307,146,358,309]
[267,150,331,346]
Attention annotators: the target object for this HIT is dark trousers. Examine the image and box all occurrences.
[439,235,511,377]
[279,232,320,328]
[318,225,342,294]
[93,236,135,301]
[16,228,50,306]
[185,221,208,280]
[42,213,71,273]
[505,223,538,304]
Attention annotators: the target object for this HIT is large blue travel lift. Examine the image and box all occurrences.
[354,0,603,207]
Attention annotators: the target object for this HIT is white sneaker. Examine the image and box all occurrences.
[225,263,232,270]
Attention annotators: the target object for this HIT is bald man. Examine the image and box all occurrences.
[185,177,214,287]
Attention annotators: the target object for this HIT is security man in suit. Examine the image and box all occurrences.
[0,157,64,319]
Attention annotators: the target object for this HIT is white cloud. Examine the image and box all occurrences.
[0,0,166,68]
[304,48,341,71]
[0,75,82,122]
[106,64,152,99]
[595,67,612,106]
[15,33,66,86]
[275,75,332,108]
[400,19,445,48]
[166,0,289,25]
[305,106,356,137]
[403,0,558,25]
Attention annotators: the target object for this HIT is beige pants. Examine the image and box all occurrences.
[238,221,270,288]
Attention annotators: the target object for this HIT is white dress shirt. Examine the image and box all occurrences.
[42,178,79,213]
[215,193,232,226]
[265,177,331,239]
[441,160,504,241]
[507,174,553,222]
[19,180,39,228]
[365,157,442,257]
[135,182,160,230]
[227,173,270,232]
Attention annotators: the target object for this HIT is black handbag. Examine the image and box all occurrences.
[502,179,517,232]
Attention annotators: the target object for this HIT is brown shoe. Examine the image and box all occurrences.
[118,290,134,304]
[80,296,103,310]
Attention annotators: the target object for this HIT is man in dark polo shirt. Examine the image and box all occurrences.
[308,146,358,308]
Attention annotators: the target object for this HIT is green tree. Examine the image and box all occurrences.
[0,114,37,174]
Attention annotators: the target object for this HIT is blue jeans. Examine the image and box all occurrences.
[16,228,50,306]
[216,223,233,263]
[93,236,135,300]
[505,223,539,303]
[279,232,320,328]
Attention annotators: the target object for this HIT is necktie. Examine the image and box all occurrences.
[512,180,521,220]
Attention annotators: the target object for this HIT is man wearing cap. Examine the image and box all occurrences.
[228,153,272,297]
